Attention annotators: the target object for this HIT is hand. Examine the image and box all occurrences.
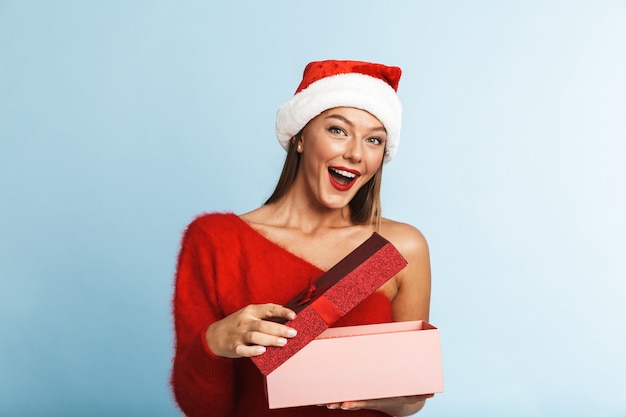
[205,303,298,358]
[324,394,434,415]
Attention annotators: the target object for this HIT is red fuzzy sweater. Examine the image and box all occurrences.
[172,213,393,417]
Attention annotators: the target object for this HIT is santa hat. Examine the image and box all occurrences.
[276,60,403,162]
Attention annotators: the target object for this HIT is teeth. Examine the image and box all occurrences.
[330,168,357,178]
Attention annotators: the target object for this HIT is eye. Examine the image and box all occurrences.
[328,126,346,136]
[366,137,384,145]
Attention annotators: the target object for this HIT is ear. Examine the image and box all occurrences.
[292,135,304,153]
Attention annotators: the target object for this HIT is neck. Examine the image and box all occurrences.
[263,194,354,235]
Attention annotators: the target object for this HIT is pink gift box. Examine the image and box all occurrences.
[264,320,444,409]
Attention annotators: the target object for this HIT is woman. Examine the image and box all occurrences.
[172,60,433,416]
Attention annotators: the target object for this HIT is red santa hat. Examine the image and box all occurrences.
[276,60,403,162]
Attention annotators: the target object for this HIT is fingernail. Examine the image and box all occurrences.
[256,346,266,354]
[287,328,297,337]
[277,337,287,346]
[287,312,296,320]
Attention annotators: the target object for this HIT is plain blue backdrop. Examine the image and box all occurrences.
[1,1,625,416]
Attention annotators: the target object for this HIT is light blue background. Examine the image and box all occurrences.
[1,1,625,416]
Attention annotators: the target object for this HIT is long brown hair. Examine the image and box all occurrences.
[264,133,384,228]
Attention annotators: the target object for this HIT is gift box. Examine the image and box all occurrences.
[265,320,444,409]
[251,232,408,375]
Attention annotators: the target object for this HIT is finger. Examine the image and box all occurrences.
[252,319,298,339]
[234,328,292,357]
[337,401,364,410]
[338,394,434,410]
[244,330,292,349]
[338,398,390,410]
[261,303,296,321]
[234,342,266,358]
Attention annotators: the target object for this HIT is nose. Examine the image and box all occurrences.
[343,138,363,162]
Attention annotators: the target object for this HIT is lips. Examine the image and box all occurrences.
[328,166,361,191]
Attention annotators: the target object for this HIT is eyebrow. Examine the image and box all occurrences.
[325,114,387,133]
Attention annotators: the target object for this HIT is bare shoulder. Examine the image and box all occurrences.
[239,206,269,223]
[378,218,431,321]
[378,218,429,259]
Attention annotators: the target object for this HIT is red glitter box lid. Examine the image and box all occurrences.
[252,232,408,375]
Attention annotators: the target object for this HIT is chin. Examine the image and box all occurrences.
[319,195,354,210]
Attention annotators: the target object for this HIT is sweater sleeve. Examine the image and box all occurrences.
[171,219,236,417]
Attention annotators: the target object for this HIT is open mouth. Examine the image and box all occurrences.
[328,167,360,190]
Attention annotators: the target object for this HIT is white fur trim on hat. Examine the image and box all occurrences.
[275,73,402,163]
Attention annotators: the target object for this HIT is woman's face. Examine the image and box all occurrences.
[295,107,386,210]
